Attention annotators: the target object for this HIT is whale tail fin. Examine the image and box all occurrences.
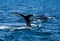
[12,12,33,27]
[27,14,33,18]
[25,14,34,27]
[12,12,25,18]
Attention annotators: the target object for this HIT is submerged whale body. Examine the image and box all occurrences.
[12,12,34,27]
[38,14,54,21]
[39,14,48,20]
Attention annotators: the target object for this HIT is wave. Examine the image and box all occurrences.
[0,23,41,30]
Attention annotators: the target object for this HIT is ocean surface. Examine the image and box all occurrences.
[0,0,60,41]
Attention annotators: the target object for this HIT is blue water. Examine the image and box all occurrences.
[0,0,60,41]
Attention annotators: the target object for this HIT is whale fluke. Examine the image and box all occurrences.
[12,12,34,27]
[12,12,25,17]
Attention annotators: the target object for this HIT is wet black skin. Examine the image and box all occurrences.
[12,12,33,27]
[39,14,48,20]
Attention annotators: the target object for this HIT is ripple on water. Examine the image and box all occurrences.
[33,31,53,37]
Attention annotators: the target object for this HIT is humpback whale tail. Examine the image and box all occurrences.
[12,12,33,27]
[25,14,33,27]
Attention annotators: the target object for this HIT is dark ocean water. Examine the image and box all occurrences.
[0,0,60,41]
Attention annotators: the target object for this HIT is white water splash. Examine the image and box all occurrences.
[0,23,41,30]
[0,26,10,29]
